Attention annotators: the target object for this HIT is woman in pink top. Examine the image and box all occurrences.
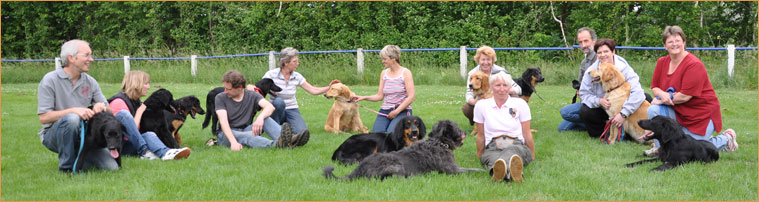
[108,71,191,160]
[354,45,416,133]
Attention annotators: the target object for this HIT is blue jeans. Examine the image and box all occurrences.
[372,108,412,134]
[270,98,308,133]
[42,113,119,172]
[217,117,281,148]
[114,110,171,157]
[647,105,728,150]
[558,102,586,131]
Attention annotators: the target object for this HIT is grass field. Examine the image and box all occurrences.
[1,82,756,201]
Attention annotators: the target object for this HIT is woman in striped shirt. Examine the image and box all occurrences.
[353,45,416,133]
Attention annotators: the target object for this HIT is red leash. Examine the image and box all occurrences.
[600,120,624,144]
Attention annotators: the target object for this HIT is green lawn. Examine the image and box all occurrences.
[2,83,756,201]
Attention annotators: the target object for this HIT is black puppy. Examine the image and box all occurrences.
[76,111,124,172]
[140,89,179,148]
[625,116,719,171]
[164,95,205,146]
[324,120,484,180]
[202,78,282,138]
[513,67,545,103]
[331,116,426,164]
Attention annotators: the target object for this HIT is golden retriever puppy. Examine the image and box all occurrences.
[324,83,369,134]
[588,63,651,143]
[469,71,493,100]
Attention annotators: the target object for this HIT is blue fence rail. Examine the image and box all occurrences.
[2,45,756,62]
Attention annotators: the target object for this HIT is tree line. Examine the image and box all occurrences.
[2,1,756,59]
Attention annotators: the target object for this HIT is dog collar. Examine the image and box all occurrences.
[606,83,625,93]
[253,87,265,96]
[336,97,352,103]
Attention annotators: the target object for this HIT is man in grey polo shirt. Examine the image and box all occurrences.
[37,39,119,172]
[558,27,597,132]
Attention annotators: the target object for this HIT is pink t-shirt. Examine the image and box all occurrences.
[109,98,130,116]
[473,97,531,145]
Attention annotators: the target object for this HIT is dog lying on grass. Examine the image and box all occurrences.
[324,120,484,180]
[331,116,426,164]
[625,116,719,171]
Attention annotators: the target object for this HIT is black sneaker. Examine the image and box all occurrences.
[291,129,310,147]
[276,123,294,148]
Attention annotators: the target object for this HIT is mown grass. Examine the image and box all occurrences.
[1,82,756,201]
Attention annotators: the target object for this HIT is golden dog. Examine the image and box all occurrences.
[324,83,369,134]
[468,71,493,137]
[469,71,493,100]
[589,63,651,144]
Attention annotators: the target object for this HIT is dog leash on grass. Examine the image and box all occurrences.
[72,120,86,174]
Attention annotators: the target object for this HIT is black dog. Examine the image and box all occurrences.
[202,78,282,138]
[76,111,124,172]
[331,116,426,164]
[164,95,205,146]
[513,67,545,103]
[625,116,719,171]
[324,120,484,180]
[140,89,180,148]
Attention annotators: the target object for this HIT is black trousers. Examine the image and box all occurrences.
[579,93,654,138]
[579,105,609,138]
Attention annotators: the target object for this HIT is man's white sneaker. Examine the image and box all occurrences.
[162,147,191,160]
[141,150,160,160]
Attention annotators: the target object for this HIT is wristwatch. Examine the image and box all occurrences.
[621,113,628,118]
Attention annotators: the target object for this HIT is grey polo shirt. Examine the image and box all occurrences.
[37,68,108,140]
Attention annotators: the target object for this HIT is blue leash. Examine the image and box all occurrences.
[656,87,676,117]
[72,120,86,174]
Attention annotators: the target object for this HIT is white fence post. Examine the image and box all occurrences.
[191,55,197,78]
[269,51,276,70]
[727,44,735,78]
[123,56,130,74]
[55,57,62,70]
[460,46,467,80]
[357,48,364,75]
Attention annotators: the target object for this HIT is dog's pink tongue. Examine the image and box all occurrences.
[109,149,120,158]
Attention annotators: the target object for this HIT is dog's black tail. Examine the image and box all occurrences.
[323,166,350,180]
[202,88,221,129]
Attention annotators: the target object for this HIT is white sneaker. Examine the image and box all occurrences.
[644,146,659,157]
[724,129,738,152]
[141,150,159,160]
[162,147,191,160]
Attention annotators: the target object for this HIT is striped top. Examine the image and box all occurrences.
[262,68,306,109]
[381,68,412,110]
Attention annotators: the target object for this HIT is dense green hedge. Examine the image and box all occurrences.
[2,1,757,59]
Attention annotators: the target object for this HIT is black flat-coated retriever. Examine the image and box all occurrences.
[140,89,179,148]
[331,116,426,164]
[626,116,719,171]
[76,111,124,172]
[323,120,484,180]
